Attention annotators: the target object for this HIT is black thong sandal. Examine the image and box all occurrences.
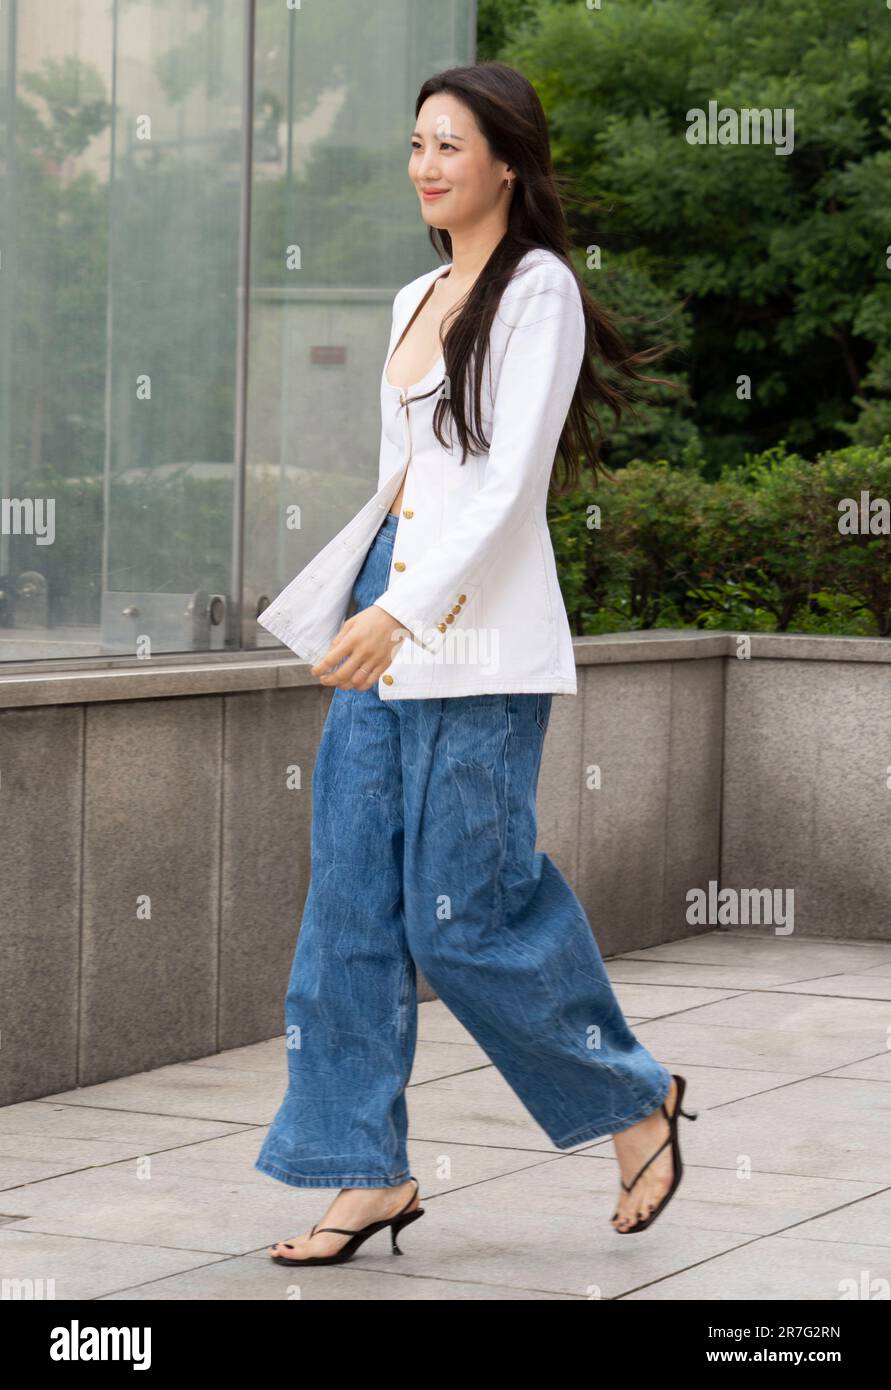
[270,1177,424,1266]
[613,1074,698,1234]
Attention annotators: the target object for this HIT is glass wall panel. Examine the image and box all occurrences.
[0,0,246,660]
[245,0,475,646]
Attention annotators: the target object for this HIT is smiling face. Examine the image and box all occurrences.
[408,92,512,234]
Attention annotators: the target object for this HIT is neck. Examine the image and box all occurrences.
[442,219,509,286]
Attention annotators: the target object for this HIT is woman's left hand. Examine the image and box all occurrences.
[310,604,407,690]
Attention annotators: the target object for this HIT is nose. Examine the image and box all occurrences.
[413,151,441,182]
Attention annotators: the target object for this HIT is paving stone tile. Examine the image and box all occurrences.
[622,1234,891,1300]
[0,1229,225,1301]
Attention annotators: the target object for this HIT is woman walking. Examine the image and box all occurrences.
[255,62,697,1265]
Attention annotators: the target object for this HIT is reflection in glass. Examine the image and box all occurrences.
[0,0,473,662]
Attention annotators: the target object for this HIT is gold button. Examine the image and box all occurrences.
[445,613,454,624]
[382,674,394,685]
[458,593,466,602]
[394,561,406,571]
[451,604,461,614]
[437,622,447,632]
[403,508,414,518]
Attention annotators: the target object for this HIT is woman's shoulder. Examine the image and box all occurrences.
[503,246,579,301]
[493,248,582,341]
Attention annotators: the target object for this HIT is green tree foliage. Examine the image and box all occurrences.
[481,0,891,472]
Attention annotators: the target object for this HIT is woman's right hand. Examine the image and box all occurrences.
[310,603,408,690]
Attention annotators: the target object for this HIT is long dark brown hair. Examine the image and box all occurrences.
[417,61,675,492]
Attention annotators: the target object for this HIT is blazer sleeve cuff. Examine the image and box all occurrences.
[371,597,459,658]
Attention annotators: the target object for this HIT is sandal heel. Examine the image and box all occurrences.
[390,1206,424,1254]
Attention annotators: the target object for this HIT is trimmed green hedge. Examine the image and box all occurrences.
[549,442,891,637]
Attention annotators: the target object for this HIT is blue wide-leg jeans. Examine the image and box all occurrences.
[255,511,671,1189]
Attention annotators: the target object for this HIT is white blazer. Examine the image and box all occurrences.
[257,246,585,700]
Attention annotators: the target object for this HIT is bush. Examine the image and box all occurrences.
[549,441,891,636]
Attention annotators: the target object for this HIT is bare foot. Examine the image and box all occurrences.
[610,1077,677,1232]
[268,1179,420,1260]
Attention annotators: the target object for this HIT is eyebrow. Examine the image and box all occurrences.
[411,130,466,140]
